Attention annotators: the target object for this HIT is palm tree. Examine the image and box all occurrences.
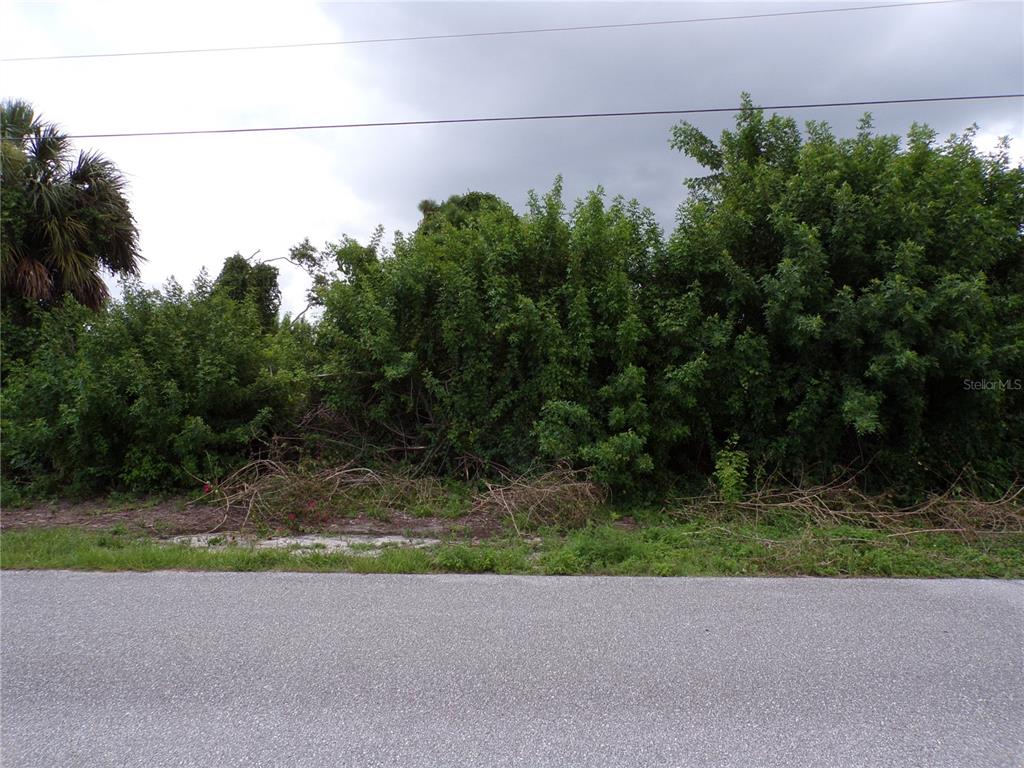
[1,100,140,311]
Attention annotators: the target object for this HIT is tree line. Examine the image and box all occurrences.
[2,96,1022,500]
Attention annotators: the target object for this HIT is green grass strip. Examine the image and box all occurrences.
[3,521,1022,578]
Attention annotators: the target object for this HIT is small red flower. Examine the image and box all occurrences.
[306,499,317,510]
[203,483,212,494]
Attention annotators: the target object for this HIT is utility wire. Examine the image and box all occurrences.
[64,94,1023,140]
[3,0,961,62]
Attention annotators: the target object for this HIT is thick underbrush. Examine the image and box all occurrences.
[3,98,1022,509]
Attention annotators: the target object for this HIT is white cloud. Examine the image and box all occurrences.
[2,1,400,313]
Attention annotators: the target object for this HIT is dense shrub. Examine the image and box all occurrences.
[316,101,1023,496]
[315,180,663,487]
[213,253,282,331]
[647,96,1024,493]
[1,275,310,494]
[3,97,1021,499]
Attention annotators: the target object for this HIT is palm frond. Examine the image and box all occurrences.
[14,257,53,301]
[70,270,109,310]
[29,125,71,174]
[71,149,141,274]
[28,176,74,218]
[1,138,28,180]
[71,150,126,191]
[0,99,40,144]
[42,214,88,272]
[3,100,140,311]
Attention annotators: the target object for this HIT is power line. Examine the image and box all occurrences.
[62,95,1023,140]
[3,0,961,62]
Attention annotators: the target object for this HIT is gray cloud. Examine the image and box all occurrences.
[317,1,1023,234]
[4,2,1021,312]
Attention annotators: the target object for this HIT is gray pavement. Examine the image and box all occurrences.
[1,571,1022,767]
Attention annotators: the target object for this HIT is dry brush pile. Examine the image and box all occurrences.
[201,459,605,534]
[198,453,1020,541]
[670,477,1024,538]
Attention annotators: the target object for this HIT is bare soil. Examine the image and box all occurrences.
[0,497,507,539]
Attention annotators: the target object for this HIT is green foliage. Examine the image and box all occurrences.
[433,543,531,574]
[416,191,508,235]
[1,100,139,312]
[213,253,282,330]
[713,436,748,503]
[1,276,310,493]
[309,106,1022,496]
[652,94,1024,494]
[3,96,1021,501]
[316,179,662,485]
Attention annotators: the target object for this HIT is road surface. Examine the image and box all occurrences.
[2,572,1022,767]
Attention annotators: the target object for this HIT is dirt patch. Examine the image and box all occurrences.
[1,499,226,535]
[0,497,507,539]
[0,467,603,541]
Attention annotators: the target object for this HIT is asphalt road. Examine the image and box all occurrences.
[1,572,1022,768]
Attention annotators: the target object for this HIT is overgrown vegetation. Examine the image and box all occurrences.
[3,96,1022,525]
[1,278,310,495]
[658,106,1024,497]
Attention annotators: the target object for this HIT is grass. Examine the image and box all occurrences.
[3,512,1022,577]
[538,519,1024,578]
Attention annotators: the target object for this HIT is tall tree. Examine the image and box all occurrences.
[416,192,508,235]
[1,100,140,312]
[213,253,281,330]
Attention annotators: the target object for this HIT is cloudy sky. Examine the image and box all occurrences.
[3,1,1022,314]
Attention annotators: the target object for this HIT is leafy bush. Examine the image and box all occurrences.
[1,275,310,494]
[3,96,1021,501]
[648,95,1024,494]
[213,253,281,330]
[311,104,1022,497]
[315,179,663,486]
[713,436,748,503]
